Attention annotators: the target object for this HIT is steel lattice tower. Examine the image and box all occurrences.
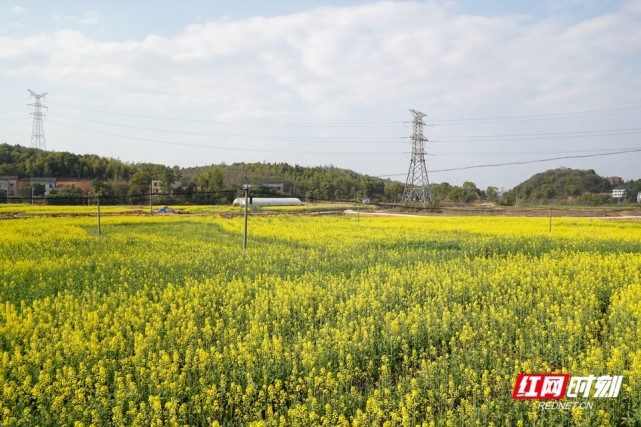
[28,89,47,150]
[402,109,432,207]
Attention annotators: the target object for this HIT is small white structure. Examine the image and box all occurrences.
[612,187,626,199]
[233,197,302,207]
[637,192,641,204]
[151,180,162,195]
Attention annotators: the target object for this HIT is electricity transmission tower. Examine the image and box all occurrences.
[28,89,47,150]
[402,109,432,207]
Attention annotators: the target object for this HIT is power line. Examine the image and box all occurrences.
[379,147,641,177]
[39,104,641,142]
[0,105,29,114]
[49,101,406,127]
[435,127,641,139]
[0,100,26,108]
[48,112,403,143]
[429,105,641,124]
[47,120,408,157]
[46,111,641,145]
[430,147,641,156]
[431,127,641,142]
[30,99,641,129]
[0,115,30,124]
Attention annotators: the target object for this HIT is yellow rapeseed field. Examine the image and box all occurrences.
[1,214,640,426]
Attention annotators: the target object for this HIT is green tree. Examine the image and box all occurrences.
[46,186,84,205]
[431,182,452,202]
[462,181,480,202]
[384,182,404,203]
[486,186,499,203]
[31,183,46,197]
[448,187,466,203]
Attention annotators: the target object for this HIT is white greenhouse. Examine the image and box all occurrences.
[232,197,303,207]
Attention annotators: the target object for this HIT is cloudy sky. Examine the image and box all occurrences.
[1,0,640,189]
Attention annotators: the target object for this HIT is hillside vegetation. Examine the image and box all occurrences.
[506,168,641,205]
[0,144,399,203]
[2,144,639,205]
[510,168,610,199]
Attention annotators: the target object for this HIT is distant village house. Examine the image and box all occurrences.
[1,177,94,199]
[0,176,18,196]
[261,181,285,195]
[608,176,623,186]
[611,187,627,199]
[149,179,182,195]
[56,179,93,193]
[151,180,162,195]
[30,177,57,195]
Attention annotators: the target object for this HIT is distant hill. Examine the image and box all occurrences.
[508,168,612,201]
[0,144,401,203]
[0,143,136,180]
[4,144,638,206]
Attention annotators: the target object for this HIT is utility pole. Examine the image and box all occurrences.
[242,184,250,256]
[149,182,153,215]
[402,109,432,207]
[28,89,47,150]
[97,194,101,238]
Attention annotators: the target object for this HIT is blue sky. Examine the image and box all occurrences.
[1,0,640,189]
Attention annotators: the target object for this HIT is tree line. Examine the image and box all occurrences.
[0,144,403,204]
[1,144,637,206]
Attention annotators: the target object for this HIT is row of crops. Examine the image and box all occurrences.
[1,213,640,425]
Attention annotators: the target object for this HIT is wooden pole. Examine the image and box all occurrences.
[242,186,249,256]
[97,195,101,238]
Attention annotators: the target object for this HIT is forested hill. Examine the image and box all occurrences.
[3,144,638,204]
[0,144,400,201]
[508,168,612,201]
[0,143,136,180]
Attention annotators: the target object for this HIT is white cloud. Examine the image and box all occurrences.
[1,1,639,121]
[51,10,99,26]
[78,10,99,25]
[624,0,641,15]
[0,21,23,34]
[10,5,25,13]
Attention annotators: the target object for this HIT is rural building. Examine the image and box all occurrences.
[608,176,623,186]
[611,187,626,199]
[31,177,57,195]
[232,197,302,207]
[611,187,626,198]
[57,179,93,193]
[637,192,641,204]
[261,181,285,195]
[151,180,162,195]
[0,176,18,196]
